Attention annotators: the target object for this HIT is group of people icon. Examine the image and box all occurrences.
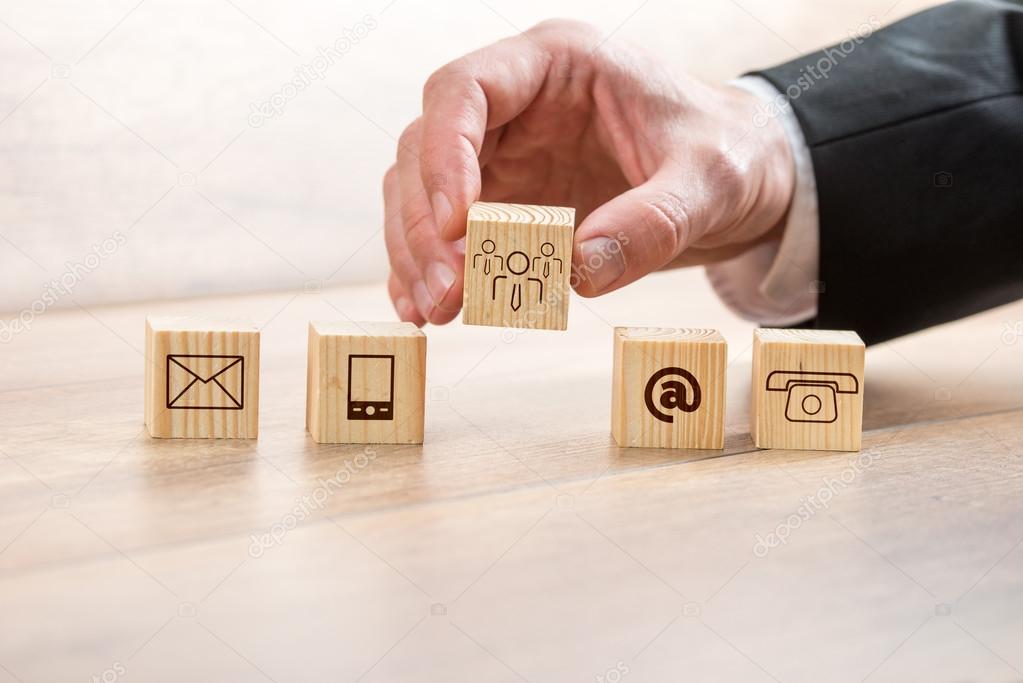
[471,239,564,312]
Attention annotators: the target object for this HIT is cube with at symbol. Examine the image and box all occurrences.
[611,327,727,449]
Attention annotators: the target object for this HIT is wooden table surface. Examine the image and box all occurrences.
[1,270,1022,683]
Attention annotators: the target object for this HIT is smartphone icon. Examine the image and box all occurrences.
[347,354,395,421]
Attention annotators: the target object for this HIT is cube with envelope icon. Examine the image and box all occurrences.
[145,316,260,438]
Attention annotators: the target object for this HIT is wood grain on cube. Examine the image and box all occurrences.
[144,316,260,439]
[462,201,575,331]
[751,328,865,451]
[611,327,727,449]
[306,321,426,444]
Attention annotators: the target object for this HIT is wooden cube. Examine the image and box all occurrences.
[751,329,865,451]
[145,316,260,439]
[462,201,575,331]
[611,327,727,449]
[306,321,426,444]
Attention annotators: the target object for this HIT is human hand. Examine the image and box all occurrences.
[384,19,795,325]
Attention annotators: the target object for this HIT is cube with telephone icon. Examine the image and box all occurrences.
[751,329,865,451]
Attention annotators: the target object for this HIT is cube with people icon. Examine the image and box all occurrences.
[611,327,728,449]
[751,328,865,451]
[144,316,261,439]
[306,321,426,444]
[462,201,575,331]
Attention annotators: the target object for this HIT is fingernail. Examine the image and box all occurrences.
[412,280,433,319]
[395,296,416,321]
[577,237,626,292]
[426,262,456,305]
[431,191,452,233]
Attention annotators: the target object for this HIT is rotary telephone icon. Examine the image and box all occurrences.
[764,370,859,423]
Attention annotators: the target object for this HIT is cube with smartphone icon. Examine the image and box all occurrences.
[306,321,426,444]
[751,328,865,451]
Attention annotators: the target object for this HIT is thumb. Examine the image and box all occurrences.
[571,175,697,297]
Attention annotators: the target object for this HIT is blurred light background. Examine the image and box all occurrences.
[0,0,937,312]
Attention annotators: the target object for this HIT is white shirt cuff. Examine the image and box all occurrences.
[705,75,820,326]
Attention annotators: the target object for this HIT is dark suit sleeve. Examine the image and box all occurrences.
[754,0,1023,344]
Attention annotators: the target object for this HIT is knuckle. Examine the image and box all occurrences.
[422,69,447,99]
[385,239,418,282]
[529,17,600,41]
[420,85,486,162]
[706,145,747,200]
[420,136,476,180]
[382,165,398,195]
[694,147,753,247]
[402,209,436,254]
[396,120,421,159]
[526,19,602,81]
[383,211,402,247]
[640,190,690,256]
[423,62,469,101]
[383,226,408,271]
[387,272,402,296]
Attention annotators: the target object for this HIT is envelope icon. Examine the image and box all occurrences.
[166,354,245,410]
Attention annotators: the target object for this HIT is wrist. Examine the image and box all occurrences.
[723,84,797,248]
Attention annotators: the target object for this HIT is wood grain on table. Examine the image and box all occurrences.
[1,269,1021,682]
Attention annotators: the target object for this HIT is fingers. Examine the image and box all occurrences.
[387,19,610,323]
[383,165,425,325]
[568,80,795,295]
[572,171,704,297]
[388,271,424,326]
[419,28,555,241]
[394,121,464,324]
[387,25,558,324]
